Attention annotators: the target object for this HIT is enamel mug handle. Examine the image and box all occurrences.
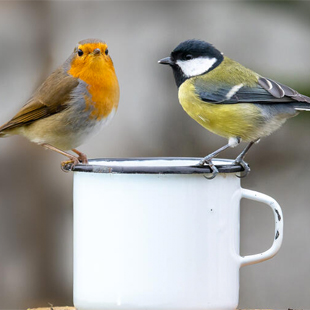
[240,188,283,267]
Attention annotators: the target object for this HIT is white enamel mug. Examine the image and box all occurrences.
[72,158,283,310]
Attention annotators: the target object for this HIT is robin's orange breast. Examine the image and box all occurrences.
[69,55,120,120]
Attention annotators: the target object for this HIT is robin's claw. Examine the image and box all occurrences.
[60,157,80,172]
[61,162,72,173]
[72,149,88,164]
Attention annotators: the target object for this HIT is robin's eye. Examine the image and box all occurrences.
[105,49,109,55]
[185,54,193,60]
[78,49,84,56]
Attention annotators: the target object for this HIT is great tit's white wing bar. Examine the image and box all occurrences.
[195,85,236,103]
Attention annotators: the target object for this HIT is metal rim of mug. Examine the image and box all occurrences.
[66,157,245,174]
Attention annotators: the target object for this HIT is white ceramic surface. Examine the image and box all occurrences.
[73,159,283,310]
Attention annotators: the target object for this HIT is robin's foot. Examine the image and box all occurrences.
[72,149,88,164]
[61,156,80,172]
[40,143,84,172]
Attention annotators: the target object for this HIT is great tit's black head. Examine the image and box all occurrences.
[158,39,224,87]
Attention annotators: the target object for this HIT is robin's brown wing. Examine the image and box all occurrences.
[0,66,79,133]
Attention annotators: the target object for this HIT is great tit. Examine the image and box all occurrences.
[158,39,310,178]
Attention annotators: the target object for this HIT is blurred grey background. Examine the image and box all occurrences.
[0,1,310,309]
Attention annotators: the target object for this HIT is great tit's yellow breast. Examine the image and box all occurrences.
[178,80,264,141]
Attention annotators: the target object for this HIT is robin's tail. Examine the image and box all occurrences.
[0,117,18,137]
[0,124,13,138]
[0,131,8,138]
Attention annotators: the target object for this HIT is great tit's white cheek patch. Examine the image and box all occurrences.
[176,57,217,77]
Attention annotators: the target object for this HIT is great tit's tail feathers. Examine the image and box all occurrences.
[291,93,310,105]
[290,91,310,111]
[292,94,310,111]
[279,83,310,104]
[294,106,310,111]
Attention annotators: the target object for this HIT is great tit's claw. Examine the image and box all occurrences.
[199,155,213,167]
[204,168,219,180]
[199,158,219,179]
[199,159,205,166]
[234,158,251,178]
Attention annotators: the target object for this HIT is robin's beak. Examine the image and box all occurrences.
[93,48,101,56]
[158,57,174,66]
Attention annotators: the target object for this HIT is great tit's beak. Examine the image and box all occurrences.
[158,57,174,65]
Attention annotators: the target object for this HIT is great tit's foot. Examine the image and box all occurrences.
[234,157,251,178]
[199,157,219,180]
[204,166,219,180]
[199,155,212,166]
[60,156,80,172]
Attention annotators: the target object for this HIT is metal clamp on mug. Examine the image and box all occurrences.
[71,158,283,310]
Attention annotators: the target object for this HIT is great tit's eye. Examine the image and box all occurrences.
[185,54,193,60]
[78,49,84,56]
[105,49,109,55]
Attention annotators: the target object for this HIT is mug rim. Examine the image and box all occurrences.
[67,157,244,174]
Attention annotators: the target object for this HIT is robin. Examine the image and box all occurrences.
[0,38,120,169]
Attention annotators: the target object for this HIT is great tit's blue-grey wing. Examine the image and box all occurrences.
[195,76,310,105]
